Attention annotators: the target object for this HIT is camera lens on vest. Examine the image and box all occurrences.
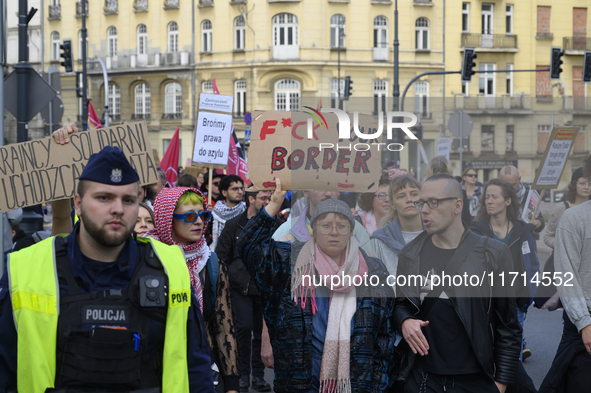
[147,289,159,301]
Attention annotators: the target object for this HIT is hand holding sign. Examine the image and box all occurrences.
[52,123,78,145]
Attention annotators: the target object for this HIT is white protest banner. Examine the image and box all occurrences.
[533,127,579,189]
[0,121,158,212]
[436,137,451,161]
[198,93,234,114]
[521,189,541,223]
[193,111,233,166]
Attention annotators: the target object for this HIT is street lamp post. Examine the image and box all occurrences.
[337,17,345,109]
[392,0,400,167]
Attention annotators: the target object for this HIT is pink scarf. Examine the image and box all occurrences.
[146,187,210,314]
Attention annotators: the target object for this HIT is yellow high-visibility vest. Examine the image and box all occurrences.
[8,236,192,393]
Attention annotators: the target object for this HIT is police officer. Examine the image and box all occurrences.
[0,145,215,393]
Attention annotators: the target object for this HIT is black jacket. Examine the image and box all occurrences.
[216,210,281,296]
[394,228,522,385]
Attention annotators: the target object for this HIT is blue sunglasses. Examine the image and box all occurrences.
[173,211,212,223]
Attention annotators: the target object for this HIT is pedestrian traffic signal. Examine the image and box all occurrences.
[60,39,73,73]
[584,51,591,83]
[550,47,564,80]
[461,48,477,82]
[343,76,353,100]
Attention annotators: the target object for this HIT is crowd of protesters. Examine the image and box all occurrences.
[1,124,590,393]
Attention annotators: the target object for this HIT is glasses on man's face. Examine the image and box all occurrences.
[230,187,244,192]
[374,192,388,201]
[212,181,220,187]
[316,222,351,235]
[414,197,457,210]
[464,174,477,178]
[173,210,212,223]
[257,196,271,202]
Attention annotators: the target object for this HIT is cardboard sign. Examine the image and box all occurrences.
[198,93,234,114]
[533,127,579,189]
[436,137,451,161]
[248,111,384,192]
[192,111,233,166]
[0,121,158,212]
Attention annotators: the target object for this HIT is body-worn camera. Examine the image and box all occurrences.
[139,276,167,307]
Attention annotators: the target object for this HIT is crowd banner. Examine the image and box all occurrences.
[532,126,579,189]
[248,110,384,192]
[0,121,158,212]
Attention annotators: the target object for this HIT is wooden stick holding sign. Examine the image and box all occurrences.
[192,92,234,205]
[0,121,158,212]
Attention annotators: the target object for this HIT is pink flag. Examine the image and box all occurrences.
[160,127,180,187]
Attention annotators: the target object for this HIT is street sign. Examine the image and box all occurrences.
[40,96,64,126]
[448,112,473,138]
[4,67,58,122]
[244,125,251,142]
[245,112,252,125]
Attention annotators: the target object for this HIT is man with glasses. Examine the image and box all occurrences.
[200,171,226,205]
[217,190,275,393]
[208,175,246,251]
[395,173,521,393]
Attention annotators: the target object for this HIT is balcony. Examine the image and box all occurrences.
[461,34,517,52]
[199,0,213,5]
[48,4,60,20]
[134,0,148,12]
[104,0,118,14]
[164,0,179,9]
[162,113,182,120]
[413,0,433,5]
[132,113,151,121]
[563,37,591,54]
[454,94,533,114]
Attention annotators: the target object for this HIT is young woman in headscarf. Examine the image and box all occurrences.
[237,179,396,393]
[146,187,240,393]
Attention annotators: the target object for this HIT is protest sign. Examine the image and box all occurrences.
[522,189,541,223]
[192,111,233,166]
[248,111,383,192]
[0,121,158,212]
[533,127,579,189]
[198,93,233,114]
[436,137,451,161]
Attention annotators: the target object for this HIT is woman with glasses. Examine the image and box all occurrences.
[354,177,391,235]
[237,179,396,393]
[462,167,483,220]
[470,178,540,361]
[371,175,424,279]
[147,187,240,393]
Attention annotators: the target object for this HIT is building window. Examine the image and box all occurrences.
[536,65,551,98]
[573,8,587,50]
[373,16,388,61]
[481,125,494,153]
[415,18,429,50]
[273,13,299,60]
[51,31,60,61]
[235,80,246,116]
[108,84,120,118]
[135,83,150,118]
[165,82,182,115]
[537,125,551,152]
[331,79,345,110]
[574,126,586,153]
[462,3,470,33]
[479,63,495,96]
[415,81,429,118]
[330,14,345,48]
[573,66,586,110]
[537,6,551,35]
[168,22,178,52]
[234,16,245,50]
[78,30,88,59]
[506,4,514,34]
[202,81,213,93]
[274,79,300,111]
[506,63,513,96]
[481,3,494,47]
[137,24,147,55]
[373,80,387,115]
[506,125,514,152]
[202,20,212,53]
[107,26,117,57]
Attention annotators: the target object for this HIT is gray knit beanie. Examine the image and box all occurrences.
[310,199,355,229]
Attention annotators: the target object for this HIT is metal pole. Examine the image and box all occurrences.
[337,19,341,109]
[392,0,400,167]
[442,0,446,137]
[81,0,88,131]
[87,59,109,127]
[0,0,6,264]
[459,110,463,172]
[16,0,29,142]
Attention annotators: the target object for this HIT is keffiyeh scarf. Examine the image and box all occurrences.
[210,200,246,251]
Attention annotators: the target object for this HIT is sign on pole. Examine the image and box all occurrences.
[0,121,158,212]
[532,127,579,189]
[436,137,451,161]
[198,93,234,113]
[192,111,234,166]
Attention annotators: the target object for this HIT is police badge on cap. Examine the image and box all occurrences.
[79,146,140,185]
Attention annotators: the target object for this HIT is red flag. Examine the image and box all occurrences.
[160,127,180,187]
[87,100,102,130]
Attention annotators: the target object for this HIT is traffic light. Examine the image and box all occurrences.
[461,48,477,82]
[76,72,84,98]
[584,51,591,83]
[550,46,564,80]
[60,39,73,73]
[343,76,353,100]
